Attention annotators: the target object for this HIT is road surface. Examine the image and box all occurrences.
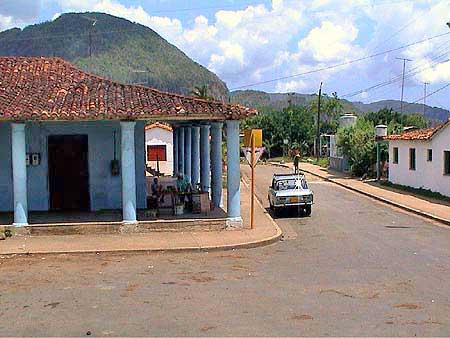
[0,165,449,336]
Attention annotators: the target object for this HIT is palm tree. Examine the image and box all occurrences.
[191,84,213,100]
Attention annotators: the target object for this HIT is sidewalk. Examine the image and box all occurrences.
[271,161,450,226]
[0,182,282,255]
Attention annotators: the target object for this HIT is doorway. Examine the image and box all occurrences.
[48,135,90,211]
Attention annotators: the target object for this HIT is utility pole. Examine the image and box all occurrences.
[316,82,322,162]
[423,82,430,115]
[396,57,412,113]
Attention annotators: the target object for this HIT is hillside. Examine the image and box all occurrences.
[0,12,228,99]
[231,90,450,122]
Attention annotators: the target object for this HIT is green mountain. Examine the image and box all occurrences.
[0,12,229,99]
[231,90,450,122]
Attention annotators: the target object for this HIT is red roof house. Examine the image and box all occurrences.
[0,57,255,229]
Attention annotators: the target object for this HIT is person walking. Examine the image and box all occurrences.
[294,153,301,174]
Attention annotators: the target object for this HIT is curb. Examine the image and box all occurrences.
[0,232,283,256]
[295,165,450,227]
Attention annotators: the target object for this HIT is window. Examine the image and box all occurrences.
[444,151,450,175]
[393,147,399,164]
[147,145,167,161]
[409,148,416,170]
[427,149,433,162]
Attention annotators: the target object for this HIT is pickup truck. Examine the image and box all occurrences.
[268,173,313,216]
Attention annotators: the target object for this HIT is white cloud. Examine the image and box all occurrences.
[0,14,13,31]
[298,21,359,63]
[57,0,183,41]
[5,0,447,103]
[275,79,308,92]
[364,0,450,85]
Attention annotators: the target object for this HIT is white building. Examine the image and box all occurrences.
[145,122,173,175]
[385,119,450,197]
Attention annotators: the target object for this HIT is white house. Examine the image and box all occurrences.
[145,122,173,175]
[385,119,450,197]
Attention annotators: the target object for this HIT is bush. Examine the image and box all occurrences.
[337,118,376,176]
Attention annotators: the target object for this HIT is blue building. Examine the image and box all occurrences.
[0,57,256,229]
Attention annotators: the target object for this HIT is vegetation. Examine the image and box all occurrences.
[242,105,315,158]
[232,90,450,122]
[242,92,344,159]
[243,97,430,177]
[190,85,214,100]
[0,12,228,99]
[336,118,377,176]
[302,157,330,168]
[365,108,428,134]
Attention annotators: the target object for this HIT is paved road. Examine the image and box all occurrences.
[1,165,449,336]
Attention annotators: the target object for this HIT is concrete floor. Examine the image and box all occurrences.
[0,207,227,226]
[0,165,449,336]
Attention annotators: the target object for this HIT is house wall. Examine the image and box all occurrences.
[145,127,173,175]
[0,121,147,212]
[388,127,450,197]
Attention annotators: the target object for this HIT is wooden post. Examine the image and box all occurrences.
[250,132,255,229]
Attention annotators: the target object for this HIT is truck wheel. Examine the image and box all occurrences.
[274,207,281,217]
[304,205,312,217]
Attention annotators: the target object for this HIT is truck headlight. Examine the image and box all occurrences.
[276,197,287,203]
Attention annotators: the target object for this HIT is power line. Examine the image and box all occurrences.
[230,31,450,90]
[342,42,450,98]
[391,82,450,114]
[409,82,450,105]
[346,57,450,99]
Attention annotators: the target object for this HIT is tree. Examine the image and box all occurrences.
[242,105,315,158]
[308,91,344,134]
[191,84,214,100]
[337,118,376,176]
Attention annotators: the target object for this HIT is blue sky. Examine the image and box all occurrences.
[1,0,450,110]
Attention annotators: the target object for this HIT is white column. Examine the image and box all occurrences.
[173,126,178,176]
[226,120,242,227]
[121,121,137,223]
[210,122,223,207]
[12,123,28,226]
[200,124,211,194]
[191,125,200,187]
[178,127,185,175]
[184,126,192,182]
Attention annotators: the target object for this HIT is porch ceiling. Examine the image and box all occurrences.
[0,57,257,122]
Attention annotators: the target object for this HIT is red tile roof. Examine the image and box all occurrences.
[384,119,450,140]
[0,57,256,121]
[145,122,172,132]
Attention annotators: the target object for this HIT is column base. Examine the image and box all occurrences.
[12,222,28,227]
[226,217,243,230]
[122,219,138,225]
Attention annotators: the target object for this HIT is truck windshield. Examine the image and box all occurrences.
[276,179,308,190]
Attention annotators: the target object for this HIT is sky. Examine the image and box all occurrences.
[1,0,450,110]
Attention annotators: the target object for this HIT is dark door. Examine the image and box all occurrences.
[48,135,90,211]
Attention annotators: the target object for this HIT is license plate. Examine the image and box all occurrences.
[289,197,299,203]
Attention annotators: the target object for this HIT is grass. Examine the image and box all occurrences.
[301,157,329,168]
[380,181,450,204]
